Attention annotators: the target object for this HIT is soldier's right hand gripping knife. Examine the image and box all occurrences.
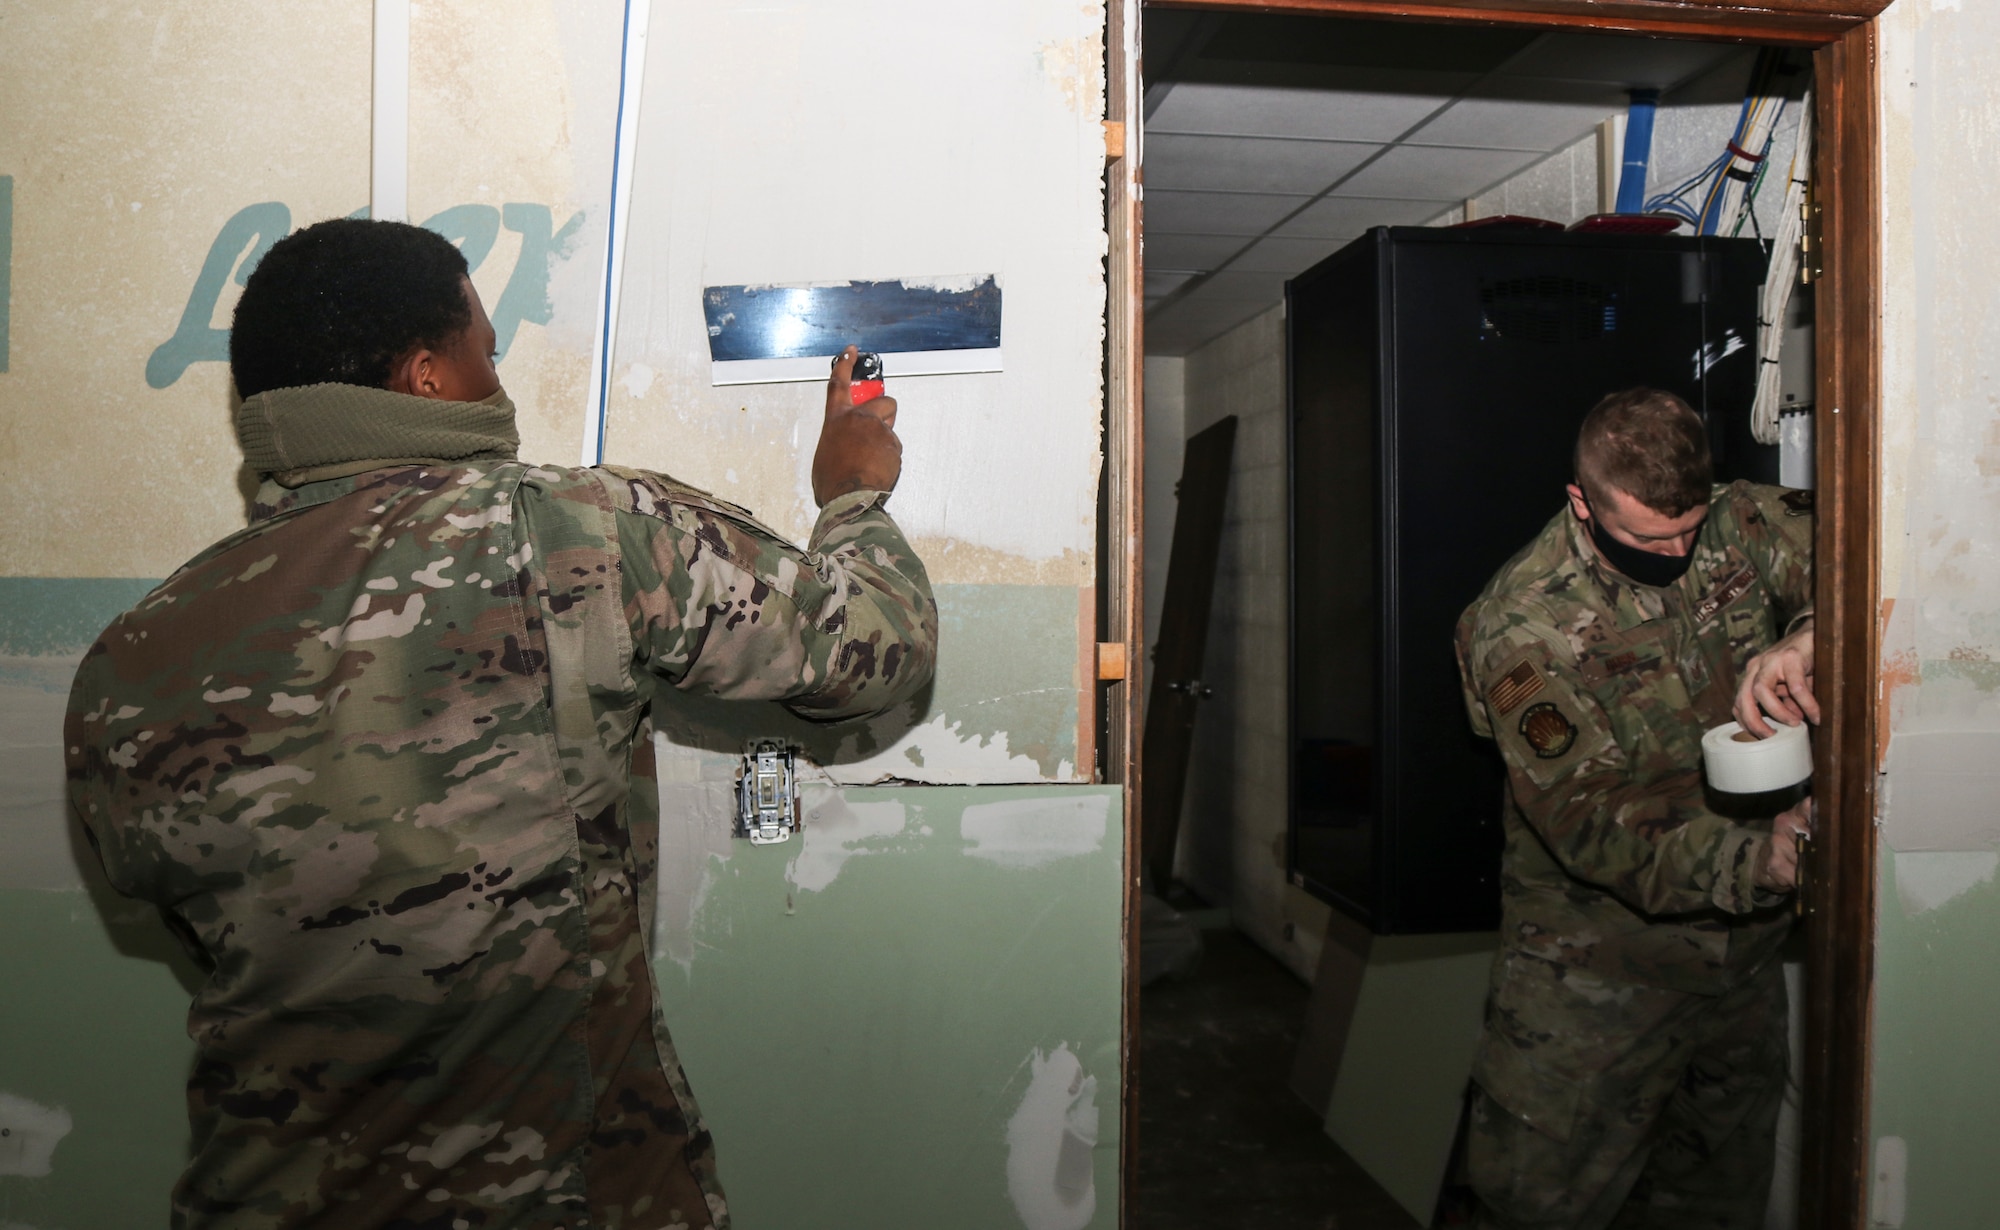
[843,350,886,405]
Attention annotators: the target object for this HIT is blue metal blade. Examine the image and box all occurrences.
[702,277,1002,362]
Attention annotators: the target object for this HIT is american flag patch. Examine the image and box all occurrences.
[1489,658,1545,715]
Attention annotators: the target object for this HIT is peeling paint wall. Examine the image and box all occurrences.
[0,1,1117,1224]
[601,0,1109,783]
[1869,2,2000,1224]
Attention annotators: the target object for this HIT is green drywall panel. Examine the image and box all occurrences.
[0,789,1122,1228]
[655,785,1124,1230]
[1871,850,2000,1227]
[0,884,199,1227]
[1,580,1117,1226]
[1324,933,1497,1224]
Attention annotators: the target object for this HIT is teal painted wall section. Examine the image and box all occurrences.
[646,583,1083,786]
[1868,849,2000,1227]
[0,577,1080,787]
[0,577,159,655]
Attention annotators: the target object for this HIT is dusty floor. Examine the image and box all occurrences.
[1133,927,1425,1230]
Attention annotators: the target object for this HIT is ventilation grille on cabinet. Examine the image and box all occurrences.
[1477,276,1617,345]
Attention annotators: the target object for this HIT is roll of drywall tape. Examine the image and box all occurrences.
[1701,719,1812,794]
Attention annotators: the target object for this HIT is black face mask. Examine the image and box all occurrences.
[1583,494,1698,588]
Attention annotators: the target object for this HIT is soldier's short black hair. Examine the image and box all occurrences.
[1574,388,1713,517]
[230,218,473,398]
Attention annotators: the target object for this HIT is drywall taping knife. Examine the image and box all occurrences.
[702,275,1002,386]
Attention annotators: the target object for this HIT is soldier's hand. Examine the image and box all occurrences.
[1735,622,1818,738]
[812,346,903,507]
[1755,798,1814,892]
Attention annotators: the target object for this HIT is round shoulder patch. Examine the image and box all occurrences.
[1519,702,1578,759]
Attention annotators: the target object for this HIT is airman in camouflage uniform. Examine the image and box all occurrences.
[65,219,935,1229]
[1455,391,1814,1230]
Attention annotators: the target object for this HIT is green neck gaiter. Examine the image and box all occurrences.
[235,383,521,487]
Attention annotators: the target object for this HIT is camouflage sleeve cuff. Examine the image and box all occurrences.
[1710,825,1776,914]
[1785,607,1815,638]
[809,489,893,546]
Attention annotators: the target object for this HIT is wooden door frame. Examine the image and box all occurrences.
[1103,1,1885,1225]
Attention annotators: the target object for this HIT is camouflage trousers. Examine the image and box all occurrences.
[1467,952,1788,1230]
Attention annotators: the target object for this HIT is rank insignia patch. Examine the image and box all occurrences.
[1519,702,1578,759]
[1780,488,1814,516]
[1489,658,1546,716]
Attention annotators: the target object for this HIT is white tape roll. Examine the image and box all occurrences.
[1701,720,1812,794]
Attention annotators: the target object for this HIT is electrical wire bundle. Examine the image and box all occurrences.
[1693,48,1794,238]
[1626,48,1809,445]
[1751,92,1813,445]
[1640,49,1799,239]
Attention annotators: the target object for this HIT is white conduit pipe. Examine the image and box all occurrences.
[371,0,410,223]
[1751,93,1811,447]
[582,0,651,467]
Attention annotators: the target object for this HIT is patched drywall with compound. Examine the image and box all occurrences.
[1868,2,2000,1225]
[0,1,1119,1225]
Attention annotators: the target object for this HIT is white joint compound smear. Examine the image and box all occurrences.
[962,794,1109,869]
[785,791,908,893]
[0,1091,74,1177]
[1005,1044,1098,1230]
[1871,1135,1908,1227]
[824,712,1071,786]
[897,273,995,294]
[650,735,744,971]
[1894,850,2000,915]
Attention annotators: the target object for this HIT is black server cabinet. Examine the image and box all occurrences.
[1287,225,1769,935]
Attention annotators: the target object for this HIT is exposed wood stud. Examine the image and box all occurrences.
[1145,0,1890,47]
[1098,641,1130,680]
[1104,0,1143,1224]
[1105,119,1128,162]
[1799,20,1880,1229]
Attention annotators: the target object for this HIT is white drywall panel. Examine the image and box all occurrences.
[600,0,1108,586]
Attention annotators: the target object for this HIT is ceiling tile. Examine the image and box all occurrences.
[1147,82,1453,144]
[1146,133,1378,195]
[1190,269,1290,302]
[1145,232,1254,274]
[1337,144,1543,201]
[1193,14,1536,76]
[1499,34,1741,91]
[1144,190,1310,237]
[1144,270,1196,298]
[1269,196,1451,239]
[1409,85,1622,152]
[1229,234,1358,276]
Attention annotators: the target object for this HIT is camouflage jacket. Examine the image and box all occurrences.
[65,383,937,1230]
[1455,481,1813,996]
